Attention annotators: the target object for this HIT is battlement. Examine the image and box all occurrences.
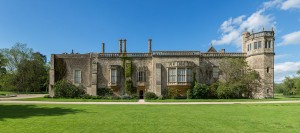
[152,51,200,57]
[244,31,274,42]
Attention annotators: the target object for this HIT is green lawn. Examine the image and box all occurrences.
[0,104,300,132]
[146,93,300,102]
[15,97,137,102]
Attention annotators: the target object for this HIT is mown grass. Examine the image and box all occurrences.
[15,97,137,102]
[146,93,300,102]
[0,104,300,132]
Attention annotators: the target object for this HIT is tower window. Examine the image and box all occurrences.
[268,41,271,48]
[267,89,269,94]
[267,67,270,73]
[254,42,257,49]
[247,44,249,51]
[250,43,251,50]
[265,41,267,48]
[258,41,261,49]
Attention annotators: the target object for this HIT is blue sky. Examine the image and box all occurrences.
[0,0,300,83]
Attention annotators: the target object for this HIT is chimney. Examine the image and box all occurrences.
[119,39,122,53]
[148,39,152,53]
[123,39,127,53]
[102,42,105,54]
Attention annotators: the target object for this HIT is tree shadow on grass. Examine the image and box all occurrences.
[0,104,83,121]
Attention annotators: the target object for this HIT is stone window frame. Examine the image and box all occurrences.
[258,41,262,49]
[74,69,82,84]
[254,42,258,49]
[167,61,195,86]
[109,65,119,86]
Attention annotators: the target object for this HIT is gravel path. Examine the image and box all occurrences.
[0,94,46,100]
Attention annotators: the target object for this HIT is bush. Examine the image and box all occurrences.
[193,83,209,99]
[53,79,86,98]
[186,89,193,99]
[97,87,113,96]
[145,92,158,100]
[167,88,179,99]
[121,95,131,100]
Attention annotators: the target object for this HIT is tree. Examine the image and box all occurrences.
[283,77,296,95]
[13,52,49,92]
[0,53,7,75]
[1,43,33,72]
[218,58,261,98]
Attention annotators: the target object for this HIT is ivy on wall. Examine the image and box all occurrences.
[54,58,67,82]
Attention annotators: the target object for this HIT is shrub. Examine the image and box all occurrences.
[167,87,179,99]
[145,92,158,100]
[186,89,193,99]
[121,95,131,100]
[53,79,86,98]
[193,83,209,99]
[97,87,113,96]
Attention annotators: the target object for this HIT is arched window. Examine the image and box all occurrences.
[267,67,270,73]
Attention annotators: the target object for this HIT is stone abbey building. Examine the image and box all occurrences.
[49,30,275,98]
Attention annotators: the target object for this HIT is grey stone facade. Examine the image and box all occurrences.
[49,30,275,98]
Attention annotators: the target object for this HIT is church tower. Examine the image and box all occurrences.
[242,28,275,98]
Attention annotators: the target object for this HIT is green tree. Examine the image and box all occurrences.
[218,58,261,98]
[0,53,8,75]
[13,52,49,92]
[1,43,33,72]
[283,77,296,95]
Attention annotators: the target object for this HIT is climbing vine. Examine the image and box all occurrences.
[54,58,66,82]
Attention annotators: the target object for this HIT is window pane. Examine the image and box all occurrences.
[168,68,176,82]
[111,69,117,84]
[74,70,81,84]
[177,68,185,82]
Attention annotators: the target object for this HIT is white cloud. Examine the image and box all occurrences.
[281,0,300,10]
[263,0,283,10]
[274,54,293,60]
[277,31,300,46]
[211,9,275,47]
[274,61,300,83]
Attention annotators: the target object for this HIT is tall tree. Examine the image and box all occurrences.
[218,58,261,98]
[0,53,7,75]
[1,43,33,72]
[14,52,49,92]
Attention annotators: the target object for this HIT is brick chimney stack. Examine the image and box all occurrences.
[102,42,105,54]
[148,39,152,53]
[119,39,123,53]
[123,39,127,53]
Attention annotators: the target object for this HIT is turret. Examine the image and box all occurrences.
[244,28,275,98]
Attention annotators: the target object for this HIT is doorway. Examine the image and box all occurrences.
[139,90,144,99]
